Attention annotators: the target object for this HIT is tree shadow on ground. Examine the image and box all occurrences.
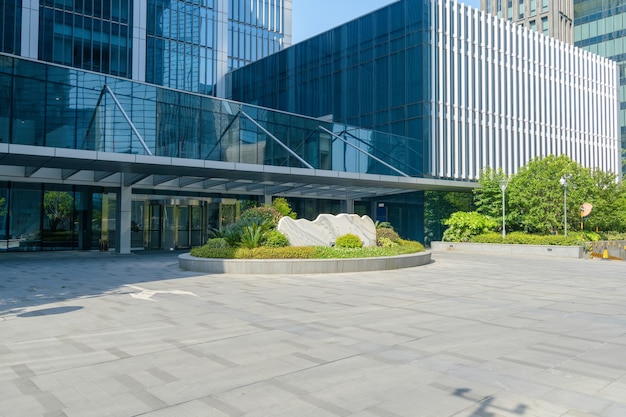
[454,388,527,417]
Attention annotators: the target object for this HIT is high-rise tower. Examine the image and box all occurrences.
[1,0,291,97]
[481,0,574,43]
[574,0,626,172]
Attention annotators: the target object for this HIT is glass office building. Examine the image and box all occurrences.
[0,0,620,252]
[575,0,626,172]
[481,0,574,43]
[0,53,437,251]
[230,0,620,180]
[11,0,291,96]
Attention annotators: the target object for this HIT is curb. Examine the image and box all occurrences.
[179,251,431,274]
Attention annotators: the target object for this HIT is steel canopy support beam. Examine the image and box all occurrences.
[62,169,79,180]
[318,125,410,178]
[94,171,115,181]
[24,166,40,177]
[240,110,314,170]
[123,173,150,186]
[179,177,204,187]
[152,175,178,185]
[104,85,153,156]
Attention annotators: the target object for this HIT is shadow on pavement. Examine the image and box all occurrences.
[0,250,204,317]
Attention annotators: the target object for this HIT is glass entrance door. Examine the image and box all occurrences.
[162,205,176,250]
[134,197,240,250]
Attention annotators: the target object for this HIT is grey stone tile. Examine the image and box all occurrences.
[2,251,626,416]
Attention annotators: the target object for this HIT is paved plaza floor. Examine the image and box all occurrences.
[1,250,626,417]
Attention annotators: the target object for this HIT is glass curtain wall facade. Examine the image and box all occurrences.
[0,0,21,55]
[38,0,133,77]
[575,0,626,172]
[10,0,290,96]
[146,0,217,94]
[229,1,433,176]
[228,0,290,70]
[0,54,418,175]
[0,53,426,250]
[229,0,621,180]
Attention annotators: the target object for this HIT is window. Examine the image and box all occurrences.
[542,16,548,36]
[519,0,524,19]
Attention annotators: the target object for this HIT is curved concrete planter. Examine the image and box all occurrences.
[179,251,431,274]
[430,241,584,259]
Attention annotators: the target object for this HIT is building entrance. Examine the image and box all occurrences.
[131,197,240,251]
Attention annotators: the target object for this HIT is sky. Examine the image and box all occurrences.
[292,0,481,44]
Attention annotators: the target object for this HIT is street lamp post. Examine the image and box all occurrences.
[559,175,568,236]
[499,179,508,239]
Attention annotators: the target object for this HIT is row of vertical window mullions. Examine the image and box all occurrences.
[39,1,131,24]
[229,0,282,32]
[0,1,21,55]
[39,7,132,77]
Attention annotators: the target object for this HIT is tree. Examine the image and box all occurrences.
[583,169,626,232]
[424,190,473,243]
[507,155,593,234]
[474,167,509,226]
[43,191,73,232]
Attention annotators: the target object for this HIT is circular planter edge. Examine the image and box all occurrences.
[179,251,431,274]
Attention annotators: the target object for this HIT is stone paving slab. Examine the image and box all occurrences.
[1,250,626,416]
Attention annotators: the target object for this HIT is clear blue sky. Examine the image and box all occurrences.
[292,0,481,44]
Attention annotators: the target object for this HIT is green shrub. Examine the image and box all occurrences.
[204,238,230,248]
[237,246,316,259]
[600,232,626,241]
[377,237,398,248]
[442,211,498,242]
[223,223,243,247]
[377,227,400,244]
[239,223,272,249]
[263,229,290,247]
[190,246,237,258]
[375,221,393,229]
[272,197,297,219]
[396,239,426,254]
[239,205,282,227]
[335,233,363,248]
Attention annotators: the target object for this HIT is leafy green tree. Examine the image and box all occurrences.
[43,191,73,232]
[0,197,6,217]
[507,155,591,234]
[583,169,626,232]
[474,167,509,219]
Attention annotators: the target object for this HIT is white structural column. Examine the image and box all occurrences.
[132,0,147,82]
[117,177,132,254]
[21,0,39,59]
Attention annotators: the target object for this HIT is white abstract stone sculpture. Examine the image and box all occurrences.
[277,214,377,247]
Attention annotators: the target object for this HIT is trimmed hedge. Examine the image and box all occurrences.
[190,240,426,259]
[469,231,584,246]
